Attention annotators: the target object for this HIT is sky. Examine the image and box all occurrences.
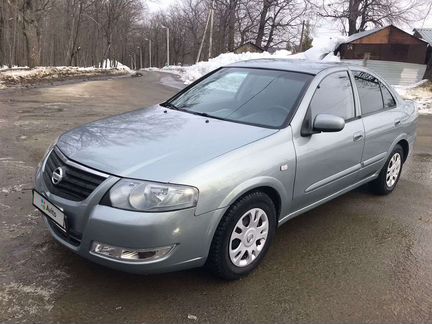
[146,0,432,39]
[147,0,178,13]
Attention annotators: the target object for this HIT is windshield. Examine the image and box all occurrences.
[168,67,312,128]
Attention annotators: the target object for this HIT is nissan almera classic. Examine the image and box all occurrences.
[33,59,417,280]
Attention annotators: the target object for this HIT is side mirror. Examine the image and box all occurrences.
[313,114,345,133]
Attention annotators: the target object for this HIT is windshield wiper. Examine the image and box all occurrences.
[161,104,230,123]
[187,110,230,122]
[188,111,209,117]
[161,102,180,110]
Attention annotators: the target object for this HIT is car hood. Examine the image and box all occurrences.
[57,105,278,182]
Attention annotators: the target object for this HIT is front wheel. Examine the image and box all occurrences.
[206,191,277,280]
[369,144,404,195]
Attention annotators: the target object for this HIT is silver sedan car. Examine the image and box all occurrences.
[33,60,417,279]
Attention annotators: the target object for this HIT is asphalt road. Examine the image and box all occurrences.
[0,72,432,323]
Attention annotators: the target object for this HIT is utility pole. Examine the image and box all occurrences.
[299,20,305,53]
[145,38,152,68]
[162,26,170,66]
[196,6,211,63]
[208,0,215,59]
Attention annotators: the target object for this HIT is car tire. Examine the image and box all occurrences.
[369,144,404,195]
[206,191,277,280]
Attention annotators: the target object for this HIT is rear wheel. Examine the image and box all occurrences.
[206,191,276,280]
[370,144,404,195]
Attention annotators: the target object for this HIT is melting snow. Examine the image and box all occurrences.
[394,81,432,115]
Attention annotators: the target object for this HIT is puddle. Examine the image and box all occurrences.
[413,153,432,162]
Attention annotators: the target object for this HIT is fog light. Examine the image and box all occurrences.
[90,241,175,263]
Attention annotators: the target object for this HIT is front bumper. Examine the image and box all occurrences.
[34,165,226,274]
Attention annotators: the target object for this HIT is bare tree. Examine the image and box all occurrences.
[316,0,429,35]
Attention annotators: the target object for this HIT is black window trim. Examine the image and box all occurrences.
[351,69,397,118]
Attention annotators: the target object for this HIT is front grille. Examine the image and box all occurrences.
[43,148,107,201]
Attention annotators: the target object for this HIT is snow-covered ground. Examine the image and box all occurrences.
[0,60,131,89]
[395,81,432,115]
[0,65,29,71]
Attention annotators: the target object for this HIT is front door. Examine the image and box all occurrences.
[292,71,365,211]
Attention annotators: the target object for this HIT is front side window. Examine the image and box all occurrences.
[309,71,355,120]
[168,67,312,128]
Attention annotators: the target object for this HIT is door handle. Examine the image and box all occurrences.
[394,119,401,126]
[353,132,364,142]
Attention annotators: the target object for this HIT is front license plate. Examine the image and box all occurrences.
[33,190,66,231]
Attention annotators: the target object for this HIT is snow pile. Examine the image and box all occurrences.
[395,80,432,115]
[98,59,132,72]
[290,35,347,62]
[156,35,347,84]
[0,62,131,88]
[160,50,291,84]
[1,65,29,71]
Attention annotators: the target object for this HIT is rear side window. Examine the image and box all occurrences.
[309,71,355,120]
[353,71,397,114]
[353,71,382,114]
[380,83,396,109]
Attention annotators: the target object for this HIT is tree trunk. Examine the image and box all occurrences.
[0,0,6,66]
[227,0,236,51]
[23,24,41,67]
[255,0,270,48]
[21,0,42,67]
[347,0,360,35]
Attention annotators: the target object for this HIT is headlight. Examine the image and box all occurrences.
[103,179,199,212]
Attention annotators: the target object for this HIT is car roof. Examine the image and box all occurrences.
[226,58,349,75]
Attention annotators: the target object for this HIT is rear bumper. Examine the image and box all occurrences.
[34,166,226,274]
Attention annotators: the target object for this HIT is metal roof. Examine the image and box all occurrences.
[343,26,388,44]
[341,25,428,45]
[226,58,348,75]
[414,28,432,45]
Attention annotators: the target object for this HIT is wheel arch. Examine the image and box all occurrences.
[388,134,409,162]
[218,177,288,222]
[397,139,409,162]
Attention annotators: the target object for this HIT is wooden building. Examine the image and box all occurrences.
[335,25,430,85]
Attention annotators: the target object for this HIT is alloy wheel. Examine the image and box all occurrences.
[229,208,269,267]
[386,152,401,188]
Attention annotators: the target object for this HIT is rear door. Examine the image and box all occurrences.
[351,70,405,175]
[291,70,365,211]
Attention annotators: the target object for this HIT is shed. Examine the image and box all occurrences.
[233,42,264,54]
[335,25,429,85]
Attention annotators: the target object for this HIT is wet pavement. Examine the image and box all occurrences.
[0,72,432,323]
